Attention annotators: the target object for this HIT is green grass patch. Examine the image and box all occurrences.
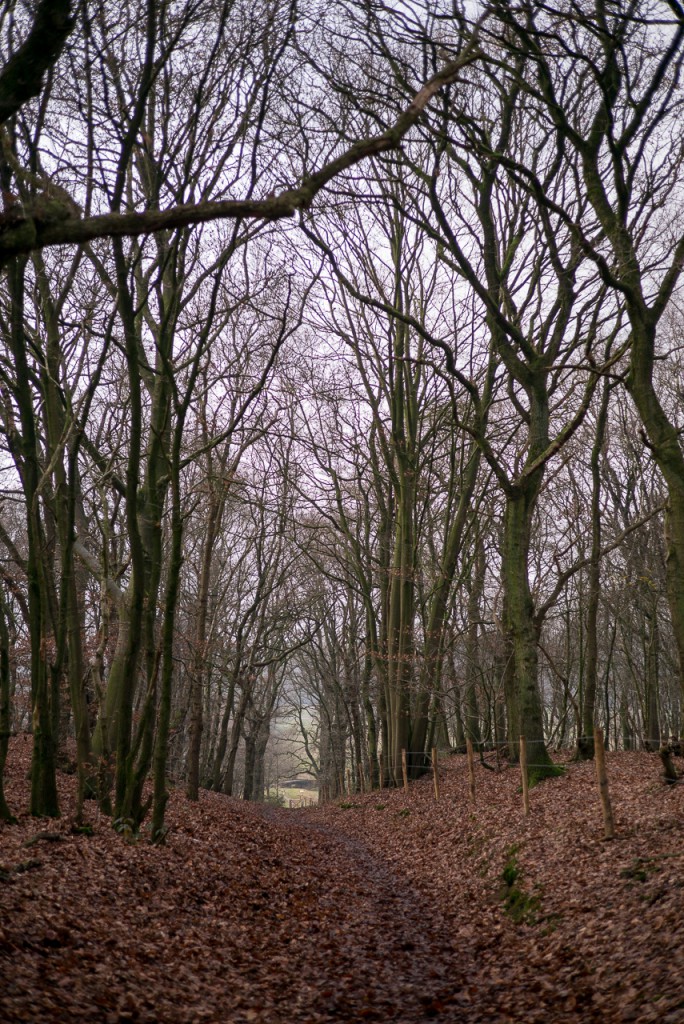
[500,845,541,925]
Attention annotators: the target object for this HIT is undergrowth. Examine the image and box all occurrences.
[500,846,541,925]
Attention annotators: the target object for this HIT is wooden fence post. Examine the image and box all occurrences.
[432,747,439,801]
[401,749,409,793]
[520,736,529,816]
[466,738,475,804]
[594,728,615,840]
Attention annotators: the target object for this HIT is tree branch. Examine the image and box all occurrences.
[0,0,73,125]
[0,30,484,262]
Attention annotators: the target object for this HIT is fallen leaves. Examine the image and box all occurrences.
[1,740,683,1022]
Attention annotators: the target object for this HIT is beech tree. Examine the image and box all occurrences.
[0,581,13,820]
[294,190,492,782]
[482,0,684,731]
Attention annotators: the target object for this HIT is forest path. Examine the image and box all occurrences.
[1,742,476,1024]
[283,761,684,1024]
[256,802,473,1021]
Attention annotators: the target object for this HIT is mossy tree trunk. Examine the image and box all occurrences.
[628,324,684,739]
[501,479,550,771]
[151,425,184,840]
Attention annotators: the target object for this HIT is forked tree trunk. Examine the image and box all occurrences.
[221,687,250,796]
[208,675,236,791]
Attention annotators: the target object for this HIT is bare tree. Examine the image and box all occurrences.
[482,0,684,734]
[0,0,484,262]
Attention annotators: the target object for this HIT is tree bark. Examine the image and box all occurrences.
[578,380,611,760]
[6,257,59,817]
[0,587,16,822]
[501,486,553,779]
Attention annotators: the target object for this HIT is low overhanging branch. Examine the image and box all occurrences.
[0,32,484,263]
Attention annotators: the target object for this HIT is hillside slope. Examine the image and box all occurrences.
[1,739,682,1023]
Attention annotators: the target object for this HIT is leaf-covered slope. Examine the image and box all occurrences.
[305,752,684,1023]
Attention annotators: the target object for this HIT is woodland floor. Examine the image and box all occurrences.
[1,738,683,1023]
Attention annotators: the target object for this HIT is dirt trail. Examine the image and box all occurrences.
[1,747,473,1024]
[258,806,473,1021]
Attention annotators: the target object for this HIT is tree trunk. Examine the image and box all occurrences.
[626,316,684,728]
[208,675,236,791]
[0,587,15,822]
[361,638,379,788]
[7,257,59,817]
[186,483,224,800]
[502,487,555,781]
[251,719,271,802]
[222,687,250,796]
[464,533,485,747]
[151,443,184,840]
[242,732,256,801]
[410,439,484,766]
[644,602,661,752]
[578,380,611,760]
